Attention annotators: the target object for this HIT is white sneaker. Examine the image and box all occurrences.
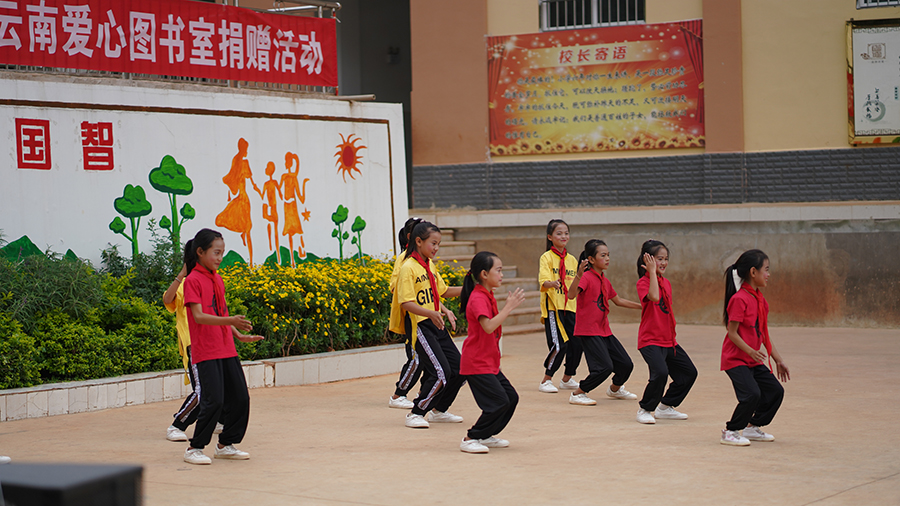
[460,438,490,454]
[569,392,597,405]
[427,410,463,423]
[184,447,211,465]
[636,408,656,424]
[606,386,638,400]
[654,404,688,420]
[0,456,10,465]
[538,380,559,393]
[214,422,224,434]
[215,444,250,460]
[405,413,429,428]
[479,436,510,448]
[721,429,751,446]
[743,425,775,442]
[559,378,579,390]
[389,395,414,409]
[166,425,188,442]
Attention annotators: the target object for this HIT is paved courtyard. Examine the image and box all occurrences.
[1,324,898,506]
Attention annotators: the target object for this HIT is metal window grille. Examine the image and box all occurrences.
[857,0,900,7]
[540,0,645,31]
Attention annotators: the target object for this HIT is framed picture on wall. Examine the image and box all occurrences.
[847,18,900,144]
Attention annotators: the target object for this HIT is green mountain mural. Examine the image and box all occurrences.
[221,250,247,269]
[0,236,42,261]
[263,247,322,267]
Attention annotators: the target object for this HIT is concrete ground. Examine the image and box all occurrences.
[1,324,898,506]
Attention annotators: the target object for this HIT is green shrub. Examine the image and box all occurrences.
[0,313,40,389]
[32,310,121,382]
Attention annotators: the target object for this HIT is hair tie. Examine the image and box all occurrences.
[731,267,742,291]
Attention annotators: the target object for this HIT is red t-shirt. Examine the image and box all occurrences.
[721,284,768,370]
[183,266,237,364]
[574,269,617,337]
[636,274,677,349]
[460,286,501,375]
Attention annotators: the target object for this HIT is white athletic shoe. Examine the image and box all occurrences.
[214,444,250,460]
[721,429,751,446]
[459,438,489,454]
[0,456,10,465]
[183,447,211,465]
[654,404,689,420]
[167,425,189,442]
[214,422,224,434]
[389,395,414,409]
[405,413,430,428]
[479,436,510,448]
[606,386,638,400]
[558,378,580,390]
[743,425,775,442]
[427,410,463,423]
[539,380,559,393]
[569,392,597,405]
[636,408,656,424]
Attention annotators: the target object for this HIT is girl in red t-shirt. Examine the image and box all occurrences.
[458,251,525,453]
[181,228,264,465]
[565,239,642,406]
[720,249,790,446]
[634,240,698,425]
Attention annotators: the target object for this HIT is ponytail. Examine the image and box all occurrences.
[184,228,223,274]
[403,221,440,260]
[722,249,769,325]
[398,217,423,250]
[459,251,498,314]
[636,239,667,278]
[579,239,607,267]
[545,219,568,251]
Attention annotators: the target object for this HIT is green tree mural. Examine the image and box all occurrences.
[331,204,349,261]
[109,184,152,259]
[350,215,366,265]
[148,155,194,251]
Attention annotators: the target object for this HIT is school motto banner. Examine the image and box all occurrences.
[487,20,703,156]
[0,0,337,87]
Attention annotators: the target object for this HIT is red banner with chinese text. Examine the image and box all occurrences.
[0,0,336,87]
[488,20,703,156]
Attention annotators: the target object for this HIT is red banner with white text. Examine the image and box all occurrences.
[0,0,337,87]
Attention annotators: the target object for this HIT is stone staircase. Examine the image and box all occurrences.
[437,229,543,336]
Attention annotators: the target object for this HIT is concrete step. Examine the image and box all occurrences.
[496,277,538,292]
[440,228,455,241]
[437,240,476,257]
[496,290,541,308]
[498,322,544,336]
[503,306,542,327]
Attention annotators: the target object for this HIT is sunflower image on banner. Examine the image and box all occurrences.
[488,20,704,156]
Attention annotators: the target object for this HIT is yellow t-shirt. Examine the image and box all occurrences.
[387,254,406,335]
[538,249,578,319]
[389,254,403,293]
[389,256,448,343]
[163,282,191,374]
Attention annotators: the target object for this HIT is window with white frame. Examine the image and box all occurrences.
[857,0,900,7]
[540,0,645,31]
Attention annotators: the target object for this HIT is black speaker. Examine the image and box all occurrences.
[0,463,142,506]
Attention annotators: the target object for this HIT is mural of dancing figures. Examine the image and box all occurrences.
[281,151,310,267]
[216,138,261,265]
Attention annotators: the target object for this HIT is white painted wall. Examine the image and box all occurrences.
[0,75,408,266]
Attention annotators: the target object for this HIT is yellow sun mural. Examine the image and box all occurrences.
[334,133,366,182]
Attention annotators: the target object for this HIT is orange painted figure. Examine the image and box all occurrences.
[257,161,284,265]
[216,138,261,265]
[281,151,310,267]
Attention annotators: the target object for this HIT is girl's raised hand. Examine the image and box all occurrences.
[504,288,526,312]
[642,253,657,275]
[230,315,253,332]
[577,259,590,276]
[237,334,265,343]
